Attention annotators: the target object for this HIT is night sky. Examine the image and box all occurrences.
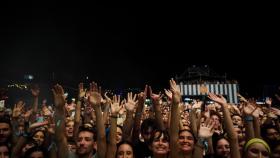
[0,4,279,98]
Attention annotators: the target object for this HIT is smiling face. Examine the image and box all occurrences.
[150,131,170,156]
[178,130,194,154]
[215,138,230,158]
[65,120,74,138]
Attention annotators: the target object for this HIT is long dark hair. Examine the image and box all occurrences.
[116,140,135,158]
[24,146,47,158]
[148,129,170,145]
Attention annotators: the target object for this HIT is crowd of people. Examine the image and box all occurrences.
[0,79,280,158]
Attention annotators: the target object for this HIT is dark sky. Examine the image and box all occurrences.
[0,3,279,97]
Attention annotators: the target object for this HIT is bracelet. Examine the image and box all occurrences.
[244,115,253,121]
[196,137,208,151]
[56,120,61,127]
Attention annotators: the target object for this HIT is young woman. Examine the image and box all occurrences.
[23,146,47,158]
[149,130,170,158]
[116,141,135,158]
[243,138,270,158]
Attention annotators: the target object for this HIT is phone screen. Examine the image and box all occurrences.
[0,100,5,108]
[36,116,44,122]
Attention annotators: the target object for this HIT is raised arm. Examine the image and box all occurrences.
[242,101,261,139]
[132,85,147,143]
[164,89,172,130]
[88,82,106,158]
[102,92,111,127]
[74,83,84,140]
[149,86,165,131]
[31,85,40,115]
[169,79,181,158]
[122,92,137,142]
[208,92,240,158]
[193,118,215,158]
[52,84,68,158]
[190,101,203,139]
[106,95,122,158]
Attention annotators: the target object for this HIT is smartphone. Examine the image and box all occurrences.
[36,116,44,123]
[0,100,4,108]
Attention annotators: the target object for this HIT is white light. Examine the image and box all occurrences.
[28,75,34,80]
[64,93,68,98]
[24,74,34,80]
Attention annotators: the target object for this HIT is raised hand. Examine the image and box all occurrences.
[164,89,172,100]
[111,95,122,115]
[78,83,86,101]
[237,93,248,103]
[198,118,215,139]
[243,102,260,117]
[52,84,66,108]
[99,91,111,112]
[42,105,52,116]
[88,82,102,106]
[271,107,280,116]
[149,86,163,106]
[265,97,272,107]
[208,92,227,105]
[12,101,25,118]
[138,85,148,103]
[103,92,112,103]
[31,85,40,97]
[229,104,241,115]
[125,92,137,112]
[29,121,49,130]
[169,78,181,104]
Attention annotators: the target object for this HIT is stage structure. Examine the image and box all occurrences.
[175,65,239,104]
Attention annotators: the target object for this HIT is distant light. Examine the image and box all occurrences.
[207,101,214,104]
[24,74,34,80]
[86,76,89,80]
[64,93,68,98]
[184,98,192,101]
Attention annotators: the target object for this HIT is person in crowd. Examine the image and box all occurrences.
[243,138,270,158]
[149,130,170,158]
[116,141,135,158]
[0,143,10,158]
